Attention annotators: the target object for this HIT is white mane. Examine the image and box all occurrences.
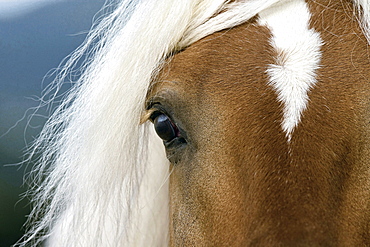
[18,0,370,246]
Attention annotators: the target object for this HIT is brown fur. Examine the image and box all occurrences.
[146,0,370,245]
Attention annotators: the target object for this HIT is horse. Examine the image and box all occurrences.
[17,0,370,246]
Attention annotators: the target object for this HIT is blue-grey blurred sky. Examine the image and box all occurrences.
[0,1,104,245]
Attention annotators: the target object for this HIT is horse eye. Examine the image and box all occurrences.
[153,113,178,142]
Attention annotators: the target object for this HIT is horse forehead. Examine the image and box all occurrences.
[156,22,272,103]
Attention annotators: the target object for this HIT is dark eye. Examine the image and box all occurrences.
[153,113,179,142]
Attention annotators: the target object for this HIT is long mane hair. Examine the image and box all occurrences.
[19,0,370,246]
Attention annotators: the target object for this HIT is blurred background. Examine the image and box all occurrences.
[0,1,104,245]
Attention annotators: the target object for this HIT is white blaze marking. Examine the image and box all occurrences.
[258,0,322,141]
